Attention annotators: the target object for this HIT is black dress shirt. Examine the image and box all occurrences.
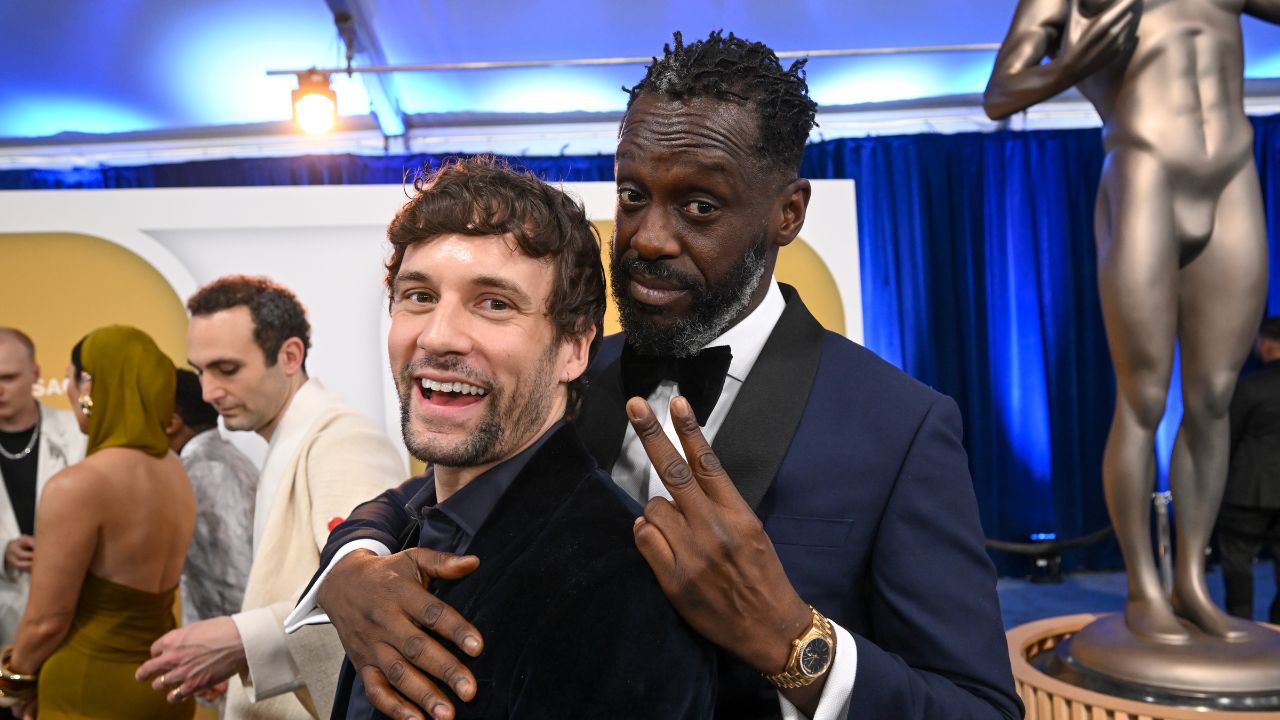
[346,423,562,719]
[0,425,39,536]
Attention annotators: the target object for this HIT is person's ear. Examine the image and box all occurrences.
[164,413,184,438]
[773,178,811,248]
[277,337,306,375]
[560,324,597,383]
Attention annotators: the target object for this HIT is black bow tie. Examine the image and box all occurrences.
[619,344,733,426]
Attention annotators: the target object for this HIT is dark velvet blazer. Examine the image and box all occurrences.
[327,424,717,719]
[325,286,1021,720]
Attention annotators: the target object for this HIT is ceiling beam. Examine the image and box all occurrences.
[324,0,407,138]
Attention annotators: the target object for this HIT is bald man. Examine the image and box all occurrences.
[0,328,85,644]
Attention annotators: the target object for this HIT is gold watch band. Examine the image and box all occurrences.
[764,606,836,689]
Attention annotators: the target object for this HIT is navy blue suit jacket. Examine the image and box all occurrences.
[323,286,1021,720]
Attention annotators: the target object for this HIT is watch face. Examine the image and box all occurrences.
[799,637,832,676]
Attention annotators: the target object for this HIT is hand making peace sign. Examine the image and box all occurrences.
[626,395,829,714]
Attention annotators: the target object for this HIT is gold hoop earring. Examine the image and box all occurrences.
[78,395,93,417]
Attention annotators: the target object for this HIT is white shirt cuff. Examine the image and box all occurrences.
[284,539,392,633]
[778,621,856,720]
[231,606,303,701]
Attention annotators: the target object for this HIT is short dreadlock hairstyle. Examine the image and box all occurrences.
[625,30,818,174]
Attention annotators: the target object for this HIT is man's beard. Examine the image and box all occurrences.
[611,237,769,357]
[396,344,558,468]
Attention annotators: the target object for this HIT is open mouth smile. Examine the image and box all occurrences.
[419,377,489,408]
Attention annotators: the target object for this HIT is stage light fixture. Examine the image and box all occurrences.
[270,42,998,139]
[292,70,337,134]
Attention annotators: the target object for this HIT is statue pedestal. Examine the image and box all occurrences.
[1007,614,1280,719]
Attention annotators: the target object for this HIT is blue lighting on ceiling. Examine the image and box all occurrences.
[330,74,375,119]
[382,54,1000,119]
[0,0,371,140]
[807,54,996,106]
[486,74,626,114]
[6,0,1280,142]
[365,89,407,137]
[1245,51,1280,78]
[151,3,352,127]
[393,66,634,116]
[0,96,162,138]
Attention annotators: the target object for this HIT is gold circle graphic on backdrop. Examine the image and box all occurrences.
[592,221,845,336]
[0,232,190,410]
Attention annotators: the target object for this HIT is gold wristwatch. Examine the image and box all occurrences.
[764,606,836,689]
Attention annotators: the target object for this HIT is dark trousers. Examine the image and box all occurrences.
[1216,503,1280,624]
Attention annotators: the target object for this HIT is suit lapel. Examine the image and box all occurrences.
[578,357,629,472]
[342,428,600,719]
[712,285,826,510]
[431,424,596,603]
[576,289,825,511]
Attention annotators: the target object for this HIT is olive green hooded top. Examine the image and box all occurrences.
[79,325,175,458]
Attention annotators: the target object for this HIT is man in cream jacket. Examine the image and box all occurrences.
[137,277,402,719]
[0,328,85,644]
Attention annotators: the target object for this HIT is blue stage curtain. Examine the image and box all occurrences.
[1255,117,1280,316]
[9,118,1280,572]
[804,129,1118,570]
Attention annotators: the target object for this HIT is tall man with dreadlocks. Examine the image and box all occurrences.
[296,32,1022,720]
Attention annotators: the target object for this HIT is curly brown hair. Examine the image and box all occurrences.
[386,156,606,417]
[187,276,311,371]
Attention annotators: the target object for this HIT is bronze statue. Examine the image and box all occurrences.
[986,0,1280,688]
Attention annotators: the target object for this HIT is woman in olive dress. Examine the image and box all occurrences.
[4,326,195,719]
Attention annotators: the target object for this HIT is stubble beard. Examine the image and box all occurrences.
[397,344,560,468]
[219,412,256,433]
[611,236,769,357]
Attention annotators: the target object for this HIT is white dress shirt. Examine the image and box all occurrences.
[292,280,856,720]
[610,280,855,720]
[253,381,333,555]
[611,278,784,502]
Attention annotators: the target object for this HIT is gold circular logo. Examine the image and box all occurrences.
[0,232,190,409]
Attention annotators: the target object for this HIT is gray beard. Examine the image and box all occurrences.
[397,345,557,468]
[612,238,768,357]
